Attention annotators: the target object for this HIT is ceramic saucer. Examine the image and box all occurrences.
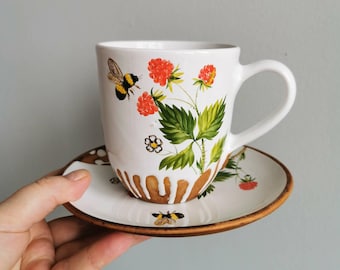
[61,146,293,237]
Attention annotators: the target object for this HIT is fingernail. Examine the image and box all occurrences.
[65,169,89,181]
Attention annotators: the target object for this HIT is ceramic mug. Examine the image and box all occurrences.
[96,41,296,204]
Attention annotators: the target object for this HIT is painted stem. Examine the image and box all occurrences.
[201,138,206,173]
[177,84,199,115]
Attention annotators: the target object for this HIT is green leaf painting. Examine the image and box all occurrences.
[197,98,226,140]
[138,58,228,174]
[158,102,196,144]
[209,135,227,165]
[199,147,258,198]
[159,143,195,170]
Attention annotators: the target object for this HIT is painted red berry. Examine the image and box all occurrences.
[137,91,158,116]
[148,58,174,86]
[239,181,258,190]
[198,64,216,86]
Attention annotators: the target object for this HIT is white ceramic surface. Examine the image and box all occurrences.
[63,146,293,236]
[96,41,296,203]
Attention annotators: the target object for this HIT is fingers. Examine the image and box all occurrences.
[19,221,55,270]
[49,216,104,247]
[0,170,91,233]
[54,232,149,270]
[50,216,150,267]
[54,230,112,262]
[43,167,66,177]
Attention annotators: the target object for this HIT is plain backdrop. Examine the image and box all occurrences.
[0,1,339,269]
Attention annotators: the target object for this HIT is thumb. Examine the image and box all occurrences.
[0,169,91,232]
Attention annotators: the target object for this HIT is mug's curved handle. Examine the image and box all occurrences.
[227,60,296,152]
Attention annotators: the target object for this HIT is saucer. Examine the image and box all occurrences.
[62,146,293,237]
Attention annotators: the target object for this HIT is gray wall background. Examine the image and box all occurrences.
[0,0,338,269]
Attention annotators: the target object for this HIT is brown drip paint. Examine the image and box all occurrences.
[116,169,131,194]
[186,169,212,201]
[146,176,168,204]
[186,155,231,201]
[62,145,293,235]
[124,170,139,196]
[132,175,147,200]
[115,155,230,204]
[172,180,188,203]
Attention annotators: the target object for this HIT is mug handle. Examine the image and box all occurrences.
[227,60,296,152]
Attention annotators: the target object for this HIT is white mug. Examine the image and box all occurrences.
[96,41,296,204]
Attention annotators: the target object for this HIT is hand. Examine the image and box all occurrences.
[0,169,149,269]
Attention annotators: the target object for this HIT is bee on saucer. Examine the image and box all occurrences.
[152,211,184,226]
[107,58,140,100]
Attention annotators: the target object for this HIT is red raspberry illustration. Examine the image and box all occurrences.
[198,64,216,86]
[148,58,174,86]
[239,181,258,190]
[137,91,158,116]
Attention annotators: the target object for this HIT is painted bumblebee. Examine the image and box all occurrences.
[107,58,140,100]
[152,211,184,226]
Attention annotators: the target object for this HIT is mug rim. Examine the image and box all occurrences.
[96,40,238,51]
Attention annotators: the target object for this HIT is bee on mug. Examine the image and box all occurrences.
[107,58,140,100]
[152,211,184,226]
